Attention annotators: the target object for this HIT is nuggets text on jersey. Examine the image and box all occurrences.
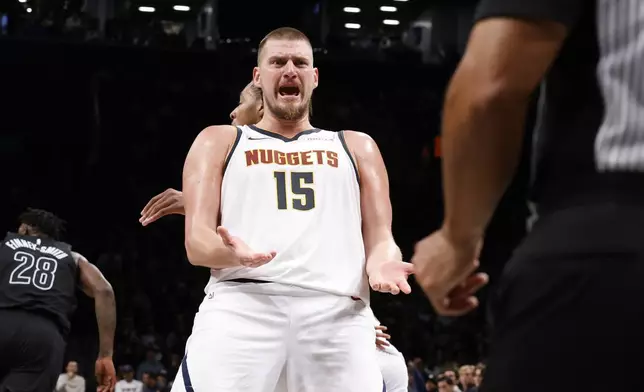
[245,149,339,167]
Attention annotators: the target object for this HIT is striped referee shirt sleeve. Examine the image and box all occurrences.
[474,0,585,29]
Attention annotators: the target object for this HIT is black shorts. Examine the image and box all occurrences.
[481,204,644,392]
[0,309,66,392]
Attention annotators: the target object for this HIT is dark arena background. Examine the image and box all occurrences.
[0,0,536,390]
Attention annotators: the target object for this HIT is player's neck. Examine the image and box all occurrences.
[255,112,313,137]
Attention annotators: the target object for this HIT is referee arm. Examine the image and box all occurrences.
[440,0,583,243]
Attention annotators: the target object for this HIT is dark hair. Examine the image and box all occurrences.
[18,208,66,241]
[244,81,263,102]
[437,376,454,385]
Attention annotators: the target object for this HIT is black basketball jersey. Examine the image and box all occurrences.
[0,232,78,335]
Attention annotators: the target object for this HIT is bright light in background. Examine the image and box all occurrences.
[138,6,155,12]
[383,19,399,25]
[26,7,32,12]
[345,23,361,29]
[173,5,190,11]
[393,0,408,2]
[343,7,360,13]
[380,6,397,12]
[18,0,27,3]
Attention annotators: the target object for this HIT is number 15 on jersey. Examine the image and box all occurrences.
[274,171,315,211]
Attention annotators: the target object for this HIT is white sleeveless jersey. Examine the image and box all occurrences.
[210,125,368,299]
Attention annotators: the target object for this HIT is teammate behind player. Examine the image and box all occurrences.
[140,82,263,226]
[0,208,116,392]
[176,27,412,391]
[141,81,409,391]
[370,310,409,392]
[230,81,263,127]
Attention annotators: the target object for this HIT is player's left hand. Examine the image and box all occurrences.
[95,356,116,392]
[140,188,185,226]
[375,325,391,349]
[412,228,489,317]
[369,260,414,295]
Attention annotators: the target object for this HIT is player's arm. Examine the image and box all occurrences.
[140,188,185,226]
[440,0,582,244]
[344,131,402,272]
[73,252,116,359]
[183,125,240,268]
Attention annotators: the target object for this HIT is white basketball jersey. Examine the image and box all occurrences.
[210,125,368,299]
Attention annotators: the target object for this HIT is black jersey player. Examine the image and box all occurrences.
[0,209,117,392]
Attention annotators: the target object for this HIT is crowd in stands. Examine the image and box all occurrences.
[55,358,486,392]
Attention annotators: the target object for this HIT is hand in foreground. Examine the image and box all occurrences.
[412,229,488,316]
[140,188,185,226]
[95,357,116,392]
[375,325,391,349]
[369,261,414,295]
[217,226,277,268]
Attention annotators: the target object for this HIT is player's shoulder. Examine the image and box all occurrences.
[341,130,374,142]
[71,251,86,266]
[197,125,239,143]
[1,231,14,242]
[341,131,379,154]
[189,125,241,160]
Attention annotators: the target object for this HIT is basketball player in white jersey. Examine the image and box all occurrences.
[141,80,409,391]
[174,27,412,392]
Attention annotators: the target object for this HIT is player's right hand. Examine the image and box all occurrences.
[375,325,391,349]
[217,226,277,268]
[95,357,116,392]
[140,188,185,226]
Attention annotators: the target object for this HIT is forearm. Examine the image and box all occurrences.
[441,88,528,242]
[94,287,116,358]
[185,226,240,268]
[365,238,402,276]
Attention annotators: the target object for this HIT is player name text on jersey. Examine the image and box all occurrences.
[4,238,69,260]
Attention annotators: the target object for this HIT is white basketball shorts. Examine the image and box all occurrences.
[377,346,408,392]
[170,281,383,392]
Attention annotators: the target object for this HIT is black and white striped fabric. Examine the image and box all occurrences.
[476,0,644,216]
[595,0,644,171]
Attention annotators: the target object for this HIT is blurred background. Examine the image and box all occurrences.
[0,0,536,390]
